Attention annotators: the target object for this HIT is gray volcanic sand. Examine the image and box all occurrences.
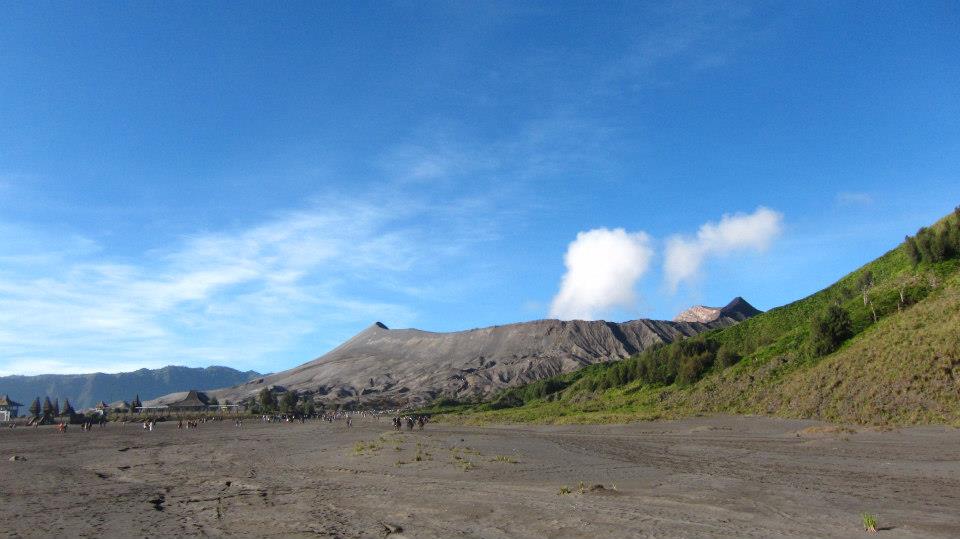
[1,416,958,538]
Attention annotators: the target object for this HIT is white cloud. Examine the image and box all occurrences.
[0,192,498,375]
[663,207,783,292]
[0,357,172,377]
[549,228,654,320]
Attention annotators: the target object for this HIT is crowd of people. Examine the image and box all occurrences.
[392,415,429,431]
[27,406,436,436]
[53,418,106,433]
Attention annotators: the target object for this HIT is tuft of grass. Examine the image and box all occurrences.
[491,455,517,463]
[861,513,878,534]
[577,481,585,495]
[353,440,382,455]
[557,486,571,495]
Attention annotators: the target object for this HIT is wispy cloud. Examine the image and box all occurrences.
[379,138,500,184]
[836,192,874,206]
[0,191,498,376]
[594,2,761,92]
[663,207,783,292]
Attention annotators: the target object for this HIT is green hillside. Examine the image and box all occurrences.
[428,207,960,426]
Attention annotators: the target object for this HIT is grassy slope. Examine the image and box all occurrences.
[439,212,960,426]
[679,271,960,424]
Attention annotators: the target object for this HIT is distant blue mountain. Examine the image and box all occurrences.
[0,366,262,410]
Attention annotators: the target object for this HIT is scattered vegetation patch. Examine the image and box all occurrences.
[352,440,382,455]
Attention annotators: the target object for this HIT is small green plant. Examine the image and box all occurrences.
[578,481,585,494]
[491,455,517,463]
[557,486,571,495]
[861,513,878,534]
[394,459,406,467]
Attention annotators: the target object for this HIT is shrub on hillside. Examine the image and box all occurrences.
[716,346,741,368]
[808,304,853,357]
[904,207,960,265]
[676,351,713,385]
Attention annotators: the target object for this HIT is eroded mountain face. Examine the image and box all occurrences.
[209,298,761,408]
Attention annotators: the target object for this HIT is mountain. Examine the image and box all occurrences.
[210,302,759,407]
[674,296,762,323]
[442,206,960,426]
[0,366,262,410]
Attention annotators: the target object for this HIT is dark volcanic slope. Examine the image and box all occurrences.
[0,366,262,410]
[215,299,759,407]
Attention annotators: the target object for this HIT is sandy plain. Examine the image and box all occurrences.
[1,415,958,538]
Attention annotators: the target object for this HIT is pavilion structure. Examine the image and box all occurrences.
[135,390,242,416]
[0,395,23,422]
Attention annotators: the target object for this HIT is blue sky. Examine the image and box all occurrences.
[1,1,958,375]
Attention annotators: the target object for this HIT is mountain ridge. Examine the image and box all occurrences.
[208,300,760,407]
[0,365,263,410]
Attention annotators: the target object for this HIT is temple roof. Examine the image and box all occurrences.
[167,390,208,408]
[0,394,22,407]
